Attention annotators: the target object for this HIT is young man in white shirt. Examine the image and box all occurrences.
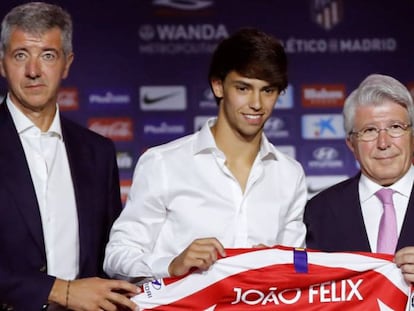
[104,28,307,281]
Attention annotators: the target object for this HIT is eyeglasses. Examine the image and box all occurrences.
[350,123,412,142]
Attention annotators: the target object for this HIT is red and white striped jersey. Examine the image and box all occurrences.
[132,246,412,310]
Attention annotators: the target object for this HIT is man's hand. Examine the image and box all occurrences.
[252,244,269,248]
[49,277,140,311]
[394,246,414,283]
[168,238,226,277]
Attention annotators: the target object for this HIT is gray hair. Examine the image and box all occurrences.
[343,74,414,135]
[0,2,73,59]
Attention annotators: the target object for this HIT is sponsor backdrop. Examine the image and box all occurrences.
[0,0,413,202]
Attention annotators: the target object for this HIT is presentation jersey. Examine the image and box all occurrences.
[132,246,413,311]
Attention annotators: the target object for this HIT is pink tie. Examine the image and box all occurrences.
[375,188,398,254]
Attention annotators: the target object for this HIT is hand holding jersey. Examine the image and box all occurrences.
[395,247,414,283]
[169,238,227,277]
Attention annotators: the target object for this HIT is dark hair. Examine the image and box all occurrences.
[0,2,73,58]
[208,28,288,103]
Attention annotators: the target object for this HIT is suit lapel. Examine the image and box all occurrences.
[336,175,372,252]
[0,103,46,254]
[397,182,414,249]
[61,119,93,274]
[348,176,372,251]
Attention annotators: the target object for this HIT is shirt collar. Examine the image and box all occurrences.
[193,117,278,160]
[359,165,414,202]
[6,93,63,139]
[193,118,218,154]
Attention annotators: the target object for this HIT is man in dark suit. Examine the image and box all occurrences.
[305,73,414,283]
[0,2,138,310]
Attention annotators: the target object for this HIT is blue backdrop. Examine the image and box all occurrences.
[1,0,413,201]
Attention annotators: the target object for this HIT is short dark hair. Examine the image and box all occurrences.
[208,27,288,103]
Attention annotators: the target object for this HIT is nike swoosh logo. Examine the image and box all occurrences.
[143,92,180,104]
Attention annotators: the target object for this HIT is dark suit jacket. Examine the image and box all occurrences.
[304,173,414,252]
[0,102,123,310]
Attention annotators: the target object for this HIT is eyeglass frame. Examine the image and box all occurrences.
[349,123,412,142]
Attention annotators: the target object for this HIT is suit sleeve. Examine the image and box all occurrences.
[0,187,56,310]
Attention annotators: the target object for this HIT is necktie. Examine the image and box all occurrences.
[375,188,398,254]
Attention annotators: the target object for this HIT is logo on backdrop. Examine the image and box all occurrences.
[152,0,213,10]
[143,118,186,137]
[138,23,228,55]
[117,151,134,170]
[199,87,217,109]
[302,84,345,108]
[282,0,396,54]
[58,87,79,111]
[310,0,344,31]
[302,114,345,139]
[140,86,187,111]
[264,116,292,139]
[275,84,294,109]
[89,91,131,106]
[303,145,346,172]
[88,117,134,141]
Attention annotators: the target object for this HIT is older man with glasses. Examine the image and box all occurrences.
[304,73,414,284]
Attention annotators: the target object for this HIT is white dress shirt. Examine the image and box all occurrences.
[359,166,414,252]
[7,97,79,280]
[104,118,307,280]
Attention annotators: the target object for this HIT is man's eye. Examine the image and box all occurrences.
[14,53,26,61]
[390,124,404,130]
[42,53,56,61]
[263,88,276,94]
[362,127,377,134]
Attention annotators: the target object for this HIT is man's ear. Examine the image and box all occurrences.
[210,79,224,98]
[0,60,5,78]
[345,136,355,153]
[62,52,74,79]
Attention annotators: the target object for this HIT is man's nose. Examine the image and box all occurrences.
[25,58,41,78]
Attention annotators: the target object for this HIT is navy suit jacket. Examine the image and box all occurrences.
[304,173,414,252]
[0,102,123,310]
